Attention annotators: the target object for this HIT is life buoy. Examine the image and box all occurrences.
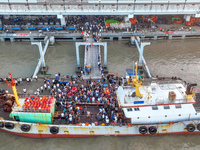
[197,123,200,131]
[149,126,157,134]
[0,122,4,128]
[5,122,15,129]
[186,124,195,132]
[50,126,59,134]
[139,126,148,134]
[21,124,31,132]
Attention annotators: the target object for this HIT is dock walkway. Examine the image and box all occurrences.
[83,38,101,79]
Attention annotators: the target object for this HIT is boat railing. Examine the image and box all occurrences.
[150,98,192,105]
[150,79,187,87]
[123,97,194,106]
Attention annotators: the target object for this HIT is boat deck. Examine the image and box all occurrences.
[0,93,200,124]
[53,105,107,125]
[0,103,130,125]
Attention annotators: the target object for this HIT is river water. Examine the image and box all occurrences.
[0,39,200,149]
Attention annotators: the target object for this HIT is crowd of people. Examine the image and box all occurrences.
[29,73,127,125]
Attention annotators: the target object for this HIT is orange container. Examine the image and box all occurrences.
[106,23,110,27]
[174,20,182,24]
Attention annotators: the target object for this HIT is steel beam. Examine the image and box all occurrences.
[133,36,151,78]
[31,39,50,79]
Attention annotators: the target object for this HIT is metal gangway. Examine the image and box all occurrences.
[83,38,101,79]
[75,38,107,79]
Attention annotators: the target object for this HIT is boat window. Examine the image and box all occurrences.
[152,106,158,110]
[175,105,182,109]
[163,105,170,109]
[134,107,140,111]
[127,108,133,112]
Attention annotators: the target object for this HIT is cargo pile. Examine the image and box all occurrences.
[105,19,120,27]
[185,17,200,26]
[22,96,55,113]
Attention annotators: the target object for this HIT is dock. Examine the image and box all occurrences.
[1,30,200,43]
[83,38,101,79]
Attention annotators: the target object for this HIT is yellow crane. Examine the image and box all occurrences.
[6,73,20,106]
[127,62,152,100]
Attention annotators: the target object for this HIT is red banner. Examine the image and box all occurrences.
[163,32,174,34]
[15,34,29,36]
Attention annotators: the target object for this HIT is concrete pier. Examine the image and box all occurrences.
[182,35,186,39]
[168,35,173,40]
[1,31,200,43]
[10,38,14,42]
[0,37,5,42]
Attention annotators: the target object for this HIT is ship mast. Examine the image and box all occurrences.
[6,73,20,106]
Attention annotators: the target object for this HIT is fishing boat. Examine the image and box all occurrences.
[0,65,200,138]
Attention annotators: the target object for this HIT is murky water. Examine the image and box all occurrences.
[0,39,200,149]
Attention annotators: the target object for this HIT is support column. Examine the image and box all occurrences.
[57,14,66,26]
[31,41,50,79]
[184,15,192,22]
[118,37,122,41]
[104,43,107,68]
[30,37,34,42]
[139,43,150,65]
[124,14,134,22]
[0,37,5,42]
[124,16,129,22]
[73,37,76,41]
[10,38,14,42]
[141,36,145,41]
[153,36,157,40]
[76,43,80,68]
[32,42,46,67]
[110,37,113,41]
[182,35,185,39]
[168,35,172,40]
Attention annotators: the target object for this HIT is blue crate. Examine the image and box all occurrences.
[134,101,144,104]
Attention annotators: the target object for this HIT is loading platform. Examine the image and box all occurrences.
[83,38,101,79]
[75,38,107,79]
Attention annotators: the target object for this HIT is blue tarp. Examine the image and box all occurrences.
[56,76,60,80]
[59,81,68,84]
[0,28,2,30]
[134,101,144,104]
[41,28,48,30]
[12,28,20,30]
[68,27,76,30]
[55,27,63,30]
[28,27,36,30]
